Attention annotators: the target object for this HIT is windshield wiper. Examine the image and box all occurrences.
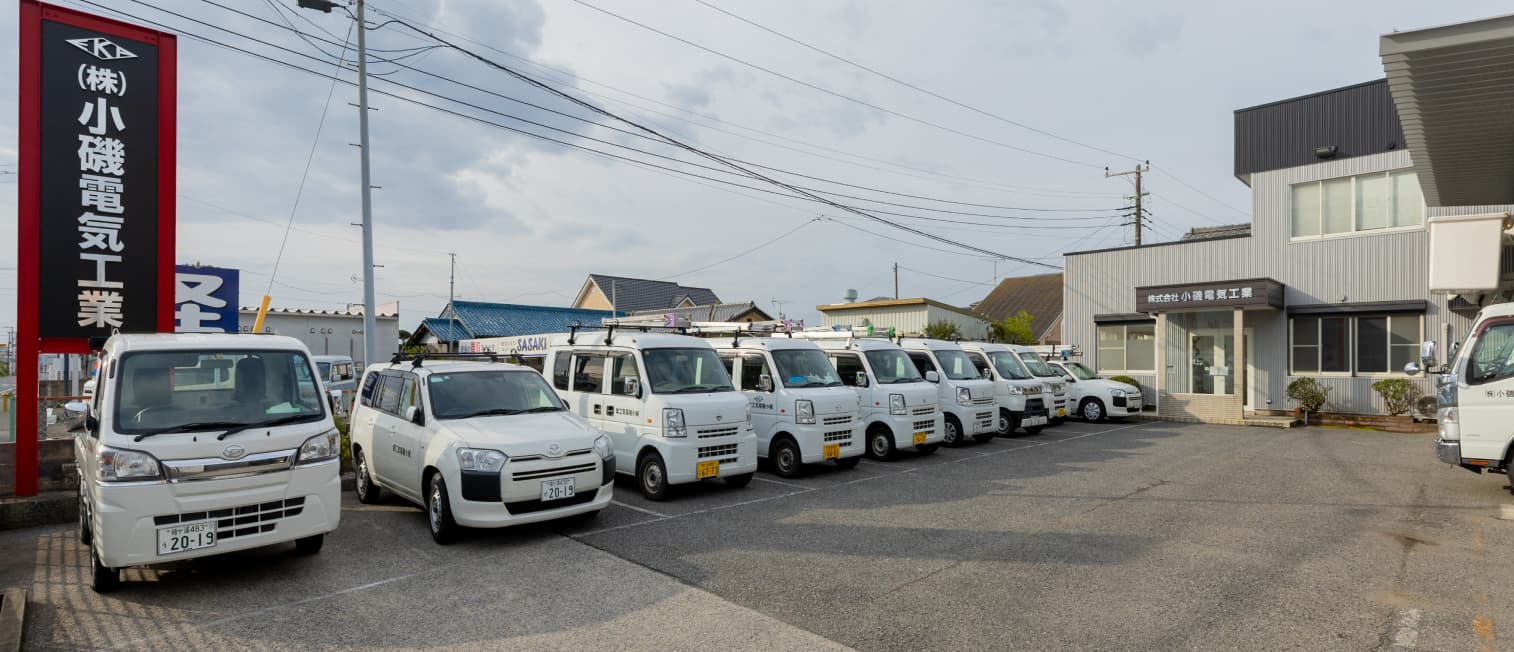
[455,408,523,419]
[134,421,249,442]
[517,406,561,414]
[219,414,321,440]
[670,386,726,394]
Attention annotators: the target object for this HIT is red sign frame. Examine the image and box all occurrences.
[15,1,175,496]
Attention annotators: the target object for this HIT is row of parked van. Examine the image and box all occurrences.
[69,326,1139,591]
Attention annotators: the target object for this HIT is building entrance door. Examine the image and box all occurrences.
[1188,332,1234,395]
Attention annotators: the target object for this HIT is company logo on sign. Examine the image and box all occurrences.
[67,37,137,61]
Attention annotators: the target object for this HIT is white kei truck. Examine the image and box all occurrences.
[1045,360,1143,422]
[541,326,757,500]
[958,342,1050,436]
[703,331,865,477]
[347,355,615,544]
[897,339,999,445]
[794,331,944,460]
[67,334,342,592]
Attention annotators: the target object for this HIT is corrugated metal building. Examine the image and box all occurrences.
[1064,80,1506,422]
[817,297,990,338]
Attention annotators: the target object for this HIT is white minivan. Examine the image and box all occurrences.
[959,342,1049,436]
[707,336,864,477]
[542,328,757,500]
[1008,345,1071,423]
[799,334,944,460]
[1045,360,1142,422]
[348,357,614,544]
[898,339,998,445]
[69,334,341,592]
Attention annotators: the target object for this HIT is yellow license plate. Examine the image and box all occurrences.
[913,432,927,445]
[823,443,840,459]
[696,460,719,479]
[1057,408,1066,418]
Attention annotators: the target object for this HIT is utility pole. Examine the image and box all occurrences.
[448,252,457,352]
[1106,161,1151,246]
[772,298,788,321]
[893,263,899,300]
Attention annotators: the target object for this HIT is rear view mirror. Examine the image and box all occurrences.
[758,374,774,392]
[925,370,940,383]
[1419,341,1436,368]
[622,376,640,397]
[855,371,869,388]
[1404,362,1421,376]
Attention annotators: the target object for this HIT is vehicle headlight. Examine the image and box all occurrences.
[1110,388,1126,397]
[662,408,686,438]
[956,387,972,406]
[889,393,906,415]
[593,435,613,461]
[296,429,340,465]
[98,446,162,482]
[795,399,815,424]
[1007,385,1024,395]
[457,447,506,473]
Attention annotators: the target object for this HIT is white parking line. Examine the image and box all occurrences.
[752,476,808,489]
[1392,608,1423,648]
[612,500,670,518]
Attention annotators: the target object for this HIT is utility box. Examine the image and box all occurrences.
[1427,212,1510,294]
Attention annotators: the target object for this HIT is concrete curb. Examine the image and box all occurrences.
[0,492,76,531]
[0,587,25,652]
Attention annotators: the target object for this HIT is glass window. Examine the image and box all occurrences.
[1391,171,1424,228]
[1322,177,1352,235]
[832,354,866,387]
[1292,317,1319,373]
[739,354,771,392]
[114,350,326,433]
[551,351,570,390]
[1356,317,1388,373]
[989,352,1032,380]
[610,353,640,396]
[643,348,735,394]
[934,350,981,380]
[1063,362,1098,380]
[1097,325,1125,372]
[966,352,992,378]
[718,353,736,378]
[427,370,564,419]
[317,362,332,379]
[1293,314,1422,375]
[360,371,380,406]
[1096,323,1154,372]
[571,354,606,394]
[1355,173,1390,231]
[1291,171,1424,238]
[865,350,924,384]
[1467,323,1514,385]
[771,349,842,388]
[906,352,936,379]
[398,375,420,414]
[376,373,403,413]
[335,363,354,382]
[1291,183,1320,238]
[1389,315,1420,371]
[1018,352,1060,378]
[1320,317,1351,373]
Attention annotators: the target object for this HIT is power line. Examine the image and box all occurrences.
[659,217,821,280]
[1151,164,1250,218]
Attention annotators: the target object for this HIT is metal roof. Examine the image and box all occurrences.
[1180,223,1251,241]
[626,301,772,322]
[1381,14,1514,206]
[586,274,720,312]
[416,301,620,344]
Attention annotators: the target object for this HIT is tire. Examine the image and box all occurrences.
[834,455,862,469]
[1023,425,1045,435]
[637,452,671,501]
[294,533,325,555]
[90,548,119,593]
[770,438,803,478]
[996,409,1018,437]
[1080,398,1107,423]
[915,443,939,456]
[354,450,382,504]
[942,415,964,447]
[866,426,897,461]
[426,474,460,545]
[724,473,754,488]
[78,490,92,546]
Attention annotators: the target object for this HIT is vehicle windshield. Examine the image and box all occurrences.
[643,348,735,394]
[988,352,1033,380]
[772,349,843,388]
[1018,352,1061,377]
[864,349,923,384]
[113,350,325,435]
[1064,362,1098,380]
[317,362,331,378]
[934,350,982,381]
[428,370,563,419]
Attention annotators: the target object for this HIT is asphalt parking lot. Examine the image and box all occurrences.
[4,419,1513,651]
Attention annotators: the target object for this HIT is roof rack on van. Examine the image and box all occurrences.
[395,351,522,368]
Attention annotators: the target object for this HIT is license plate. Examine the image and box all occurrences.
[157,521,216,555]
[913,432,927,445]
[696,459,720,479]
[823,443,840,459]
[541,477,575,501]
[1057,408,1066,418]
[1028,416,1046,426]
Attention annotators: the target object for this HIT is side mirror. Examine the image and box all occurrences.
[855,371,869,388]
[404,405,424,426]
[925,370,940,383]
[64,401,89,416]
[1419,341,1436,368]
[1449,341,1461,360]
[758,374,774,392]
[981,368,993,380]
[622,376,640,397]
[1404,362,1421,377]
[1064,375,1076,383]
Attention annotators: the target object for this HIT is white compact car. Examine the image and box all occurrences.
[69,334,341,592]
[348,357,614,544]
[1046,361,1143,422]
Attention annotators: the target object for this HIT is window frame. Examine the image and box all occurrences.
[1289,313,1424,377]
[1095,322,1155,374]
[1289,170,1425,241]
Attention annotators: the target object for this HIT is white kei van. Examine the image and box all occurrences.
[797,334,944,460]
[958,342,1049,436]
[706,336,864,477]
[542,328,757,500]
[68,334,341,592]
[1007,345,1071,423]
[898,339,998,445]
[1046,360,1142,422]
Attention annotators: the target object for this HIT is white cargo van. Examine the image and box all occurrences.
[1008,345,1071,423]
[1045,360,1142,422]
[67,334,341,592]
[706,335,864,477]
[348,356,614,543]
[898,339,998,445]
[1407,303,1514,483]
[958,342,1049,436]
[794,332,943,460]
[542,327,757,500]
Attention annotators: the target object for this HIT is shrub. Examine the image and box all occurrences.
[1286,378,1330,415]
[1108,375,1140,389]
[1371,378,1423,417]
[922,321,963,340]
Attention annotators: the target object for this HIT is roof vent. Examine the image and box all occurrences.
[843,288,858,303]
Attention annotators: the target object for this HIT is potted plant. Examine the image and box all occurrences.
[1286,378,1330,425]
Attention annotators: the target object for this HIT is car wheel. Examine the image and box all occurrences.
[770,438,803,478]
[915,443,939,455]
[78,490,91,545]
[90,548,119,593]
[637,453,671,501]
[1080,398,1107,423]
[834,455,862,469]
[724,473,754,488]
[354,451,382,504]
[294,533,325,555]
[426,474,460,545]
[943,416,963,447]
[997,409,1017,437]
[866,426,897,461]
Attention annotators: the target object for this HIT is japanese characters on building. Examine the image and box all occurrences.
[1133,278,1284,313]
[174,265,239,333]
[1146,286,1255,305]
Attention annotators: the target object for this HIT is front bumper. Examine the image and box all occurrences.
[664,430,759,484]
[1111,394,1143,415]
[795,418,865,464]
[1435,438,1461,466]
[91,460,341,569]
[451,455,615,528]
[1015,409,1049,428]
[891,412,944,448]
[950,407,997,436]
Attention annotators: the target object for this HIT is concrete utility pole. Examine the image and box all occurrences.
[448,252,457,352]
[1106,161,1151,246]
[893,262,899,300]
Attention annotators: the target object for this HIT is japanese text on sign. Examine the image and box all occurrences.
[1145,287,1254,305]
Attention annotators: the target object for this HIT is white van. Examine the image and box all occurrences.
[1407,302,1514,483]
[958,342,1049,436]
[348,356,613,543]
[1045,360,1142,422]
[795,333,943,460]
[542,328,757,500]
[897,339,998,445]
[705,336,864,476]
[1007,345,1071,423]
[312,355,357,414]
[67,334,341,592]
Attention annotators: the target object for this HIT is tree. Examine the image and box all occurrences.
[922,321,962,340]
[989,311,1037,345]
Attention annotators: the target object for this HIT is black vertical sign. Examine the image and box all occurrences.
[38,20,159,338]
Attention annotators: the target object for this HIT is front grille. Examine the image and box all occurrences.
[504,491,597,515]
[912,418,936,431]
[822,415,852,426]
[1112,395,1127,408]
[511,449,592,463]
[699,443,739,459]
[696,425,740,439]
[512,462,596,482]
[911,406,935,416]
[824,430,852,442]
[154,497,306,541]
[1026,398,1045,411]
[971,397,994,406]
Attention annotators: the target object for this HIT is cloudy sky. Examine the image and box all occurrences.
[1,0,1508,333]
